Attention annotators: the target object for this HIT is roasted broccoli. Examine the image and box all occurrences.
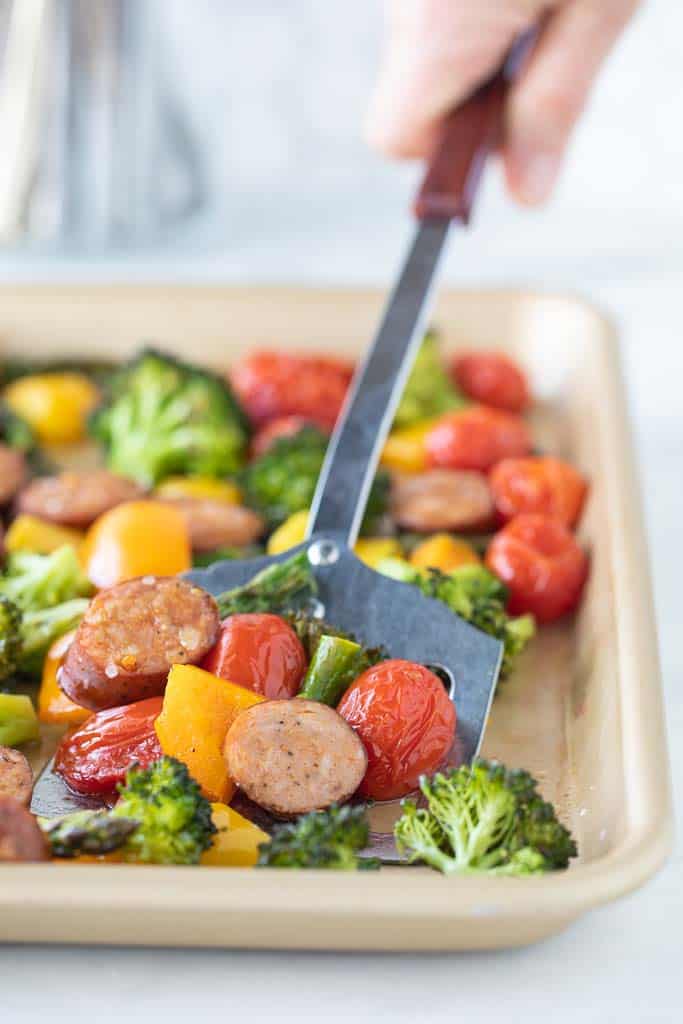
[284,610,387,664]
[257,804,379,870]
[377,559,534,678]
[241,425,389,532]
[394,759,577,875]
[110,756,217,865]
[216,549,318,618]
[40,810,139,858]
[0,546,93,683]
[0,400,52,473]
[89,347,250,487]
[393,330,467,429]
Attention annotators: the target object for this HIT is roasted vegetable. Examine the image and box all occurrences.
[216,550,317,618]
[298,635,369,706]
[0,693,40,745]
[41,810,139,858]
[377,559,534,678]
[393,331,467,429]
[110,756,217,865]
[192,544,264,569]
[4,372,99,444]
[89,347,250,486]
[241,425,389,533]
[257,804,379,870]
[284,611,387,667]
[0,546,93,683]
[0,402,35,452]
[394,759,577,875]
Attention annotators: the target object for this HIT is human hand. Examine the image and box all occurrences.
[366,0,639,204]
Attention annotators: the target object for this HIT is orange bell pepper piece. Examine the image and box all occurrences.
[38,630,90,726]
[81,500,191,589]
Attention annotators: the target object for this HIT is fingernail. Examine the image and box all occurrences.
[518,152,561,205]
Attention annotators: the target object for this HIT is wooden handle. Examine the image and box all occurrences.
[414,29,536,224]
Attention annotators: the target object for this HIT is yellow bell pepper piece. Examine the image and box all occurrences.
[381,418,439,474]
[81,499,191,589]
[155,665,265,804]
[201,803,269,867]
[154,476,242,504]
[4,514,84,556]
[354,537,403,569]
[410,534,480,573]
[38,630,90,725]
[267,509,309,555]
[4,372,99,444]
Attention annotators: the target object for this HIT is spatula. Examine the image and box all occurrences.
[31,35,531,844]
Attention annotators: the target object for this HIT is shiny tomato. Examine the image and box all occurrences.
[230,352,353,431]
[201,613,307,699]
[250,416,327,458]
[452,351,529,412]
[54,696,163,796]
[426,406,531,473]
[485,514,588,623]
[337,660,456,801]
[489,456,588,528]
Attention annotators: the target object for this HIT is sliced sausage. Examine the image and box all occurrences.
[224,699,367,817]
[163,498,264,552]
[0,747,33,805]
[16,469,145,527]
[0,442,27,505]
[59,576,220,711]
[0,797,49,862]
[390,469,494,533]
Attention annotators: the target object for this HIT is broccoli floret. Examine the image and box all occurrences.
[394,759,577,875]
[40,810,139,858]
[0,401,52,474]
[89,347,250,487]
[241,425,389,532]
[0,546,93,682]
[377,559,534,678]
[111,756,216,865]
[216,550,317,618]
[393,330,467,429]
[257,804,379,870]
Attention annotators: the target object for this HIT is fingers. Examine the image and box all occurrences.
[365,0,543,158]
[504,0,640,204]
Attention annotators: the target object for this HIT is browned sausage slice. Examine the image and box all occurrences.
[224,699,367,817]
[16,470,145,527]
[0,747,33,805]
[59,576,220,710]
[0,796,49,861]
[163,498,265,552]
[0,443,27,505]
[391,469,494,533]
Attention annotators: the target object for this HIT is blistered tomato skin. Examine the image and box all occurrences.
[485,514,588,623]
[54,696,163,796]
[452,352,529,412]
[230,352,353,431]
[337,660,456,801]
[489,456,588,528]
[201,613,307,700]
[426,406,532,473]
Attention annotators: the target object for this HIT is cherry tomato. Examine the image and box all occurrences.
[54,696,163,796]
[426,406,532,473]
[337,660,456,801]
[230,352,353,431]
[485,514,588,623]
[490,456,588,528]
[201,613,307,699]
[452,352,529,412]
[250,416,327,458]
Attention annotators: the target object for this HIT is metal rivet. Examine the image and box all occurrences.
[307,539,339,567]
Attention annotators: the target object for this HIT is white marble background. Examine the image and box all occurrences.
[1,1,681,1021]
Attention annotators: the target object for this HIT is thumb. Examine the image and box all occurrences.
[504,0,640,204]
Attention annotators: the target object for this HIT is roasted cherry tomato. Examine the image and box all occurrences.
[54,696,163,796]
[200,613,307,700]
[426,406,531,473]
[489,456,588,528]
[250,416,326,458]
[337,659,456,801]
[485,514,588,623]
[230,352,353,431]
[451,352,529,412]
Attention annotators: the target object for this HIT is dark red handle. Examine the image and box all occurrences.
[414,30,536,224]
